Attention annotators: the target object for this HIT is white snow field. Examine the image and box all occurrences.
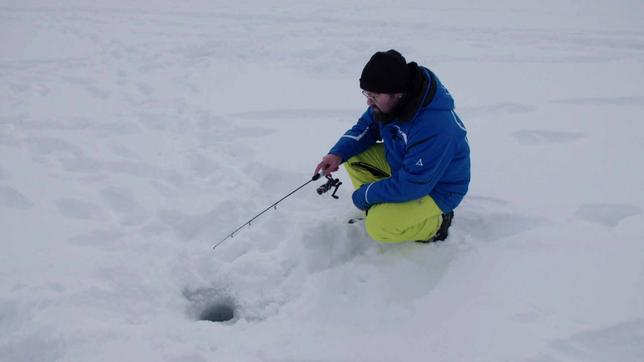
[2,0,644,361]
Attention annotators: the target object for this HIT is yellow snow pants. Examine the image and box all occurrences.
[344,144,443,243]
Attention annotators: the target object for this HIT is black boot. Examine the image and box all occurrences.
[416,211,454,243]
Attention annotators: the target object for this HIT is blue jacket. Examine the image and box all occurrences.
[329,67,470,212]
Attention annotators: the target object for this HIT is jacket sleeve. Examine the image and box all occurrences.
[361,125,456,205]
[328,110,380,161]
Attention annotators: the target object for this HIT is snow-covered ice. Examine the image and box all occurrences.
[1,1,644,361]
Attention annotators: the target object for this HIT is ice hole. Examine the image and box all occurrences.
[184,288,237,323]
[199,302,235,322]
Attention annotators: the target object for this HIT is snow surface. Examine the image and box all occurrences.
[2,0,644,361]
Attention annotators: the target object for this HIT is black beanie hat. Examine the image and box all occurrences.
[360,49,410,93]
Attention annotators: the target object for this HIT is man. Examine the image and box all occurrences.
[314,50,470,243]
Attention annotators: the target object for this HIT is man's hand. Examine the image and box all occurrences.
[314,154,342,176]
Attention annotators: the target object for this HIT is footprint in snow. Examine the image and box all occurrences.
[512,129,585,145]
[455,195,545,242]
[68,229,126,249]
[54,198,106,221]
[0,186,34,209]
[227,108,357,120]
[459,103,536,117]
[552,95,644,106]
[99,186,149,226]
[26,136,81,156]
[539,319,644,362]
[575,203,643,227]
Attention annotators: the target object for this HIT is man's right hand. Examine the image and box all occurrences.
[314,154,342,176]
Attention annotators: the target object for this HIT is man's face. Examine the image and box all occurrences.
[363,91,402,114]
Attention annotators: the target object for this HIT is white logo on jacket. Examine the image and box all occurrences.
[416,158,424,167]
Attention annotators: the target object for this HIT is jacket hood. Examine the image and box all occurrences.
[423,67,455,111]
[375,65,454,123]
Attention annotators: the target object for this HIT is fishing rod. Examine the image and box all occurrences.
[212,172,342,250]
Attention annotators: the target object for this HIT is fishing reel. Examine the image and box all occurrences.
[315,174,342,199]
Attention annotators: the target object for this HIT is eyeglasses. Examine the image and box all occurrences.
[362,90,380,101]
